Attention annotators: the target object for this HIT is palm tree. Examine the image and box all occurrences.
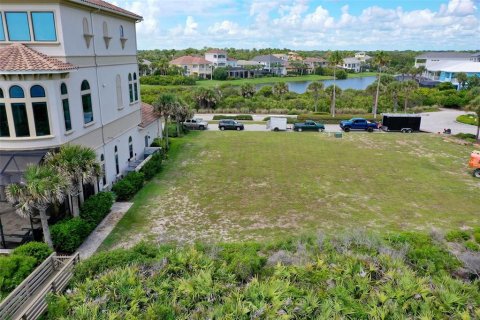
[456,72,468,90]
[45,145,101,217]
[401,80,419,113]
[327,51,344,117]
[6,165,68,248]
[387,82,403,112]
[307,81,324,113]
[273,82,289,99]
[372,51,389,119]
[241,83,256,98]
[467,96,480,141]
[153,93,177,150]
[172,102,193,136]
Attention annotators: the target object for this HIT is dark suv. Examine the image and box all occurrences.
[218,119,245,131]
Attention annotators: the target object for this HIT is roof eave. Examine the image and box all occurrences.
[0,69,76,75]
[68,0,143,21]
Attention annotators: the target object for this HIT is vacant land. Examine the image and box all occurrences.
[103,132,480,249]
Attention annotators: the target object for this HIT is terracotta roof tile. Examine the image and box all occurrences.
[0,43,77,73]
[76,0,142,20]
[170,56,212,65]
[139,102,159,128]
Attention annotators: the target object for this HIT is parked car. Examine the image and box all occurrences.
[293,120,325,132]
[340,118,378,132]
[218,119,244,131]
[183,118,208,130]
[266,117,288,131]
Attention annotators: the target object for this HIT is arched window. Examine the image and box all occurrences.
[114,146,119,175]
[100,154,106,186]
[133,72,139,102]
[81,80,93,124]
[0,88,9,137]
[9,85,30,137]
[30,85,50,136]
[116,75,123,109]
[128,136,133,159]
[144,135,149,147]
[60,83,72,131]
[128,73,133,103]
[103,21,111,48]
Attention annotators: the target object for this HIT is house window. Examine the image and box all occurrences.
[144,135,149,147]
[114,146,119,175]
[0,88,9,137]
[60,83,72,131]
[0,15,5,41]
[133,73,139,101]
[116,75,123,109]
[128,73,133,103]
[31,12,56,41]
[81,80,93,124]
[30,85,50,136]
[128,136,133,159]
[120,25,124,38]
[9,86,30,137]
[100,154,106,186]
[5,12,30,41]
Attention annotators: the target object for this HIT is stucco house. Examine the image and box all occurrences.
[169,56,212,79]
[342,57,361,72]
[251,55,287,76]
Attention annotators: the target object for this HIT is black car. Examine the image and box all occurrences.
[218,119,244,131]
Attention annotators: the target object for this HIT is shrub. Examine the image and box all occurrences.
[139,75,196,86]
[140,152,163,180]
[218,243,266,281]
[213,67,228,80]
[112,172,145,201]
[212,114,253,121]
[0,255,37,298]
[12,242,52,261]
[474,231,480,243]
[465,241,480,252]
[335,69,348,80]
[80,191,115,224]
[445,230,471,242]
[51,218,93,254]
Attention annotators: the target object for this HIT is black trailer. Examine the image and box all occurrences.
[381,114,422,133]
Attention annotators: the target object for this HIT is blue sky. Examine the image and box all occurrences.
[115,0,480,50]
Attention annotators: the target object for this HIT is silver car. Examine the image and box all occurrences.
[183,118,209,130]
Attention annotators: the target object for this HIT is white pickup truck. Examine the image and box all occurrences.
[183,118,208,130]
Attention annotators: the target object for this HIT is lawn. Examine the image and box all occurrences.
[457,113,479,126]
[102,132,480,249]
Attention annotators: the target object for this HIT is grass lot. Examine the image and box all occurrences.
[102,132,480,249]
[457,113,479,126]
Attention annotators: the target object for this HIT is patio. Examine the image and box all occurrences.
[0,202,40,249]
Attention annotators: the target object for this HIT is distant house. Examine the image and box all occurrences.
[226,57,238,68]
[414,52,474,69]
[169,56,212,79]
[251,55,287,75]
[272,53,289,61]
[342,57,361,72]
[304,57,327,74]
[354,52,372,63]
[205,49,227,67]
[423,61,480,87]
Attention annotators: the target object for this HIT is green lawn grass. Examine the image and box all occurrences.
[102,132,480,249]
[457,113,479,126]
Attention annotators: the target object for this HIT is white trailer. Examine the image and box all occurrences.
[266,117,288,131]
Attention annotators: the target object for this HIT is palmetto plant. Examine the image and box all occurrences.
[273,82,289,99]
[154,93,177,150]
[307,81,324,113]
[6,165,68,248]
[327,51,344,117]
[44,145,101,217]
[372,51,389,119]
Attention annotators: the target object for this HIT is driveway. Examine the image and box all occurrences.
[420,109,477,135]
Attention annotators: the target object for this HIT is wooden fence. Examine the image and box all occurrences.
[0,252,80,320]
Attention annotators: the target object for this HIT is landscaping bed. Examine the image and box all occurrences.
[457,114,479,126]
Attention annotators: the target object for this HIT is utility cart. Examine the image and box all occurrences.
[469,150,480,178]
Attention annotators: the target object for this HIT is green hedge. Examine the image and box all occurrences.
[112,172,145,201]
[140,152,163,180]
[212,115,253,121]
[140,75,196,86]
[51,218,93,254]
[0,242,52,300]
[80,192,116,225]
[297,113,377,124]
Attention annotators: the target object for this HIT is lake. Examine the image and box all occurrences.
[256,76,376,93]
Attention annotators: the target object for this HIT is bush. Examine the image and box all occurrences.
[0,255,37,298]
[474,232,480,243]
[213,67,228,80]
[445,230,471,242]
[140,152,163,180]
[454,133,477,143]
[212,114,253,121]
[51,218,93,254]
[80,192,115,224]
[112,172,145,201]
[12,242,52,261]
[335,69,348,80]
[465,241,480,252]
[218,243,266,281]
[140,75,196,86]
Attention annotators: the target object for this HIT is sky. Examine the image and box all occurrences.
[113,0,480,50]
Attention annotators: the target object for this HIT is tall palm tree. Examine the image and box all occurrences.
[467,96,480,141]
[372,51,389,119]
[154,93,177,150]
[45,145,101,217]
[401,80,419,113]
[6,165,68,248]
[307,81,324,113]
[327,51,344,117]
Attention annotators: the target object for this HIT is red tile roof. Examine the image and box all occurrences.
[139,102,159,128]
[206,49,227,54]
[74,0,142,20]
[0,43,77,73]
[170,56,212,65]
